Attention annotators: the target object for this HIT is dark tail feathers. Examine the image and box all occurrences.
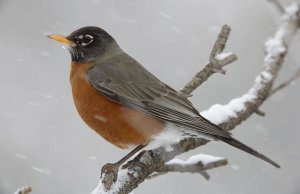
[217,136,280,168]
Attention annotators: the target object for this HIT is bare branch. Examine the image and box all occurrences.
[179,25,238,96]
[270,68,300,96]
[14,186,32,194]
[94,3,300,194]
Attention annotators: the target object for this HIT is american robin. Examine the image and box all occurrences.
[47,26,280,174]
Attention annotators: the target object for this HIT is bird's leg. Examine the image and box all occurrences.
[101,144,147,182]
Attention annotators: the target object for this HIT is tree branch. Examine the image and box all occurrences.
[93,2,300,194]
[179,24,238,96]
[147,154,228,180]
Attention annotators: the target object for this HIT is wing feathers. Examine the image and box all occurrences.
[87,60,231,138]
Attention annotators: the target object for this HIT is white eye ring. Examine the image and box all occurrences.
[81,34,94,46]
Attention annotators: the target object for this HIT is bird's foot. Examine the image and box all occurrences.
[101,162,120,183]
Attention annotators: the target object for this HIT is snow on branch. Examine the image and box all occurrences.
[93,2,300,194]
[148,154,227,180]
[204,2,300,130]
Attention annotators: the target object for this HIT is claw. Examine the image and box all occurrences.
[101,163,120,182]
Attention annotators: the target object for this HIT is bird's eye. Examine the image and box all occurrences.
[81,34,93,46]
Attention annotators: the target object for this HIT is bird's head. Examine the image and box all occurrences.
[48,26,119,63]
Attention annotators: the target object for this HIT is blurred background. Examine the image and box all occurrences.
[0,0,299,193]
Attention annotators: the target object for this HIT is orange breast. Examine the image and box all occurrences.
[70,63,164,149]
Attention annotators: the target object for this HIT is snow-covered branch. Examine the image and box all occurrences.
[147,154,227,180]
[94,2,300,194]
[204,2,300,131]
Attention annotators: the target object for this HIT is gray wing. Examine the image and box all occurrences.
[86,58,231,138]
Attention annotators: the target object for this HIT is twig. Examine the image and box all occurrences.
[268,0,285,14]
[254,109,266,116]
[14,186,32,194]
[179,25,238,96]
[269,68,300,96]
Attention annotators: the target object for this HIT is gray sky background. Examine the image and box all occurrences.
[0,0,299,193]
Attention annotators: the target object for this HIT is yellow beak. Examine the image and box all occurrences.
[47,34,76,47]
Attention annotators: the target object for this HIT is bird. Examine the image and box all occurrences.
[47,26,280,177]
